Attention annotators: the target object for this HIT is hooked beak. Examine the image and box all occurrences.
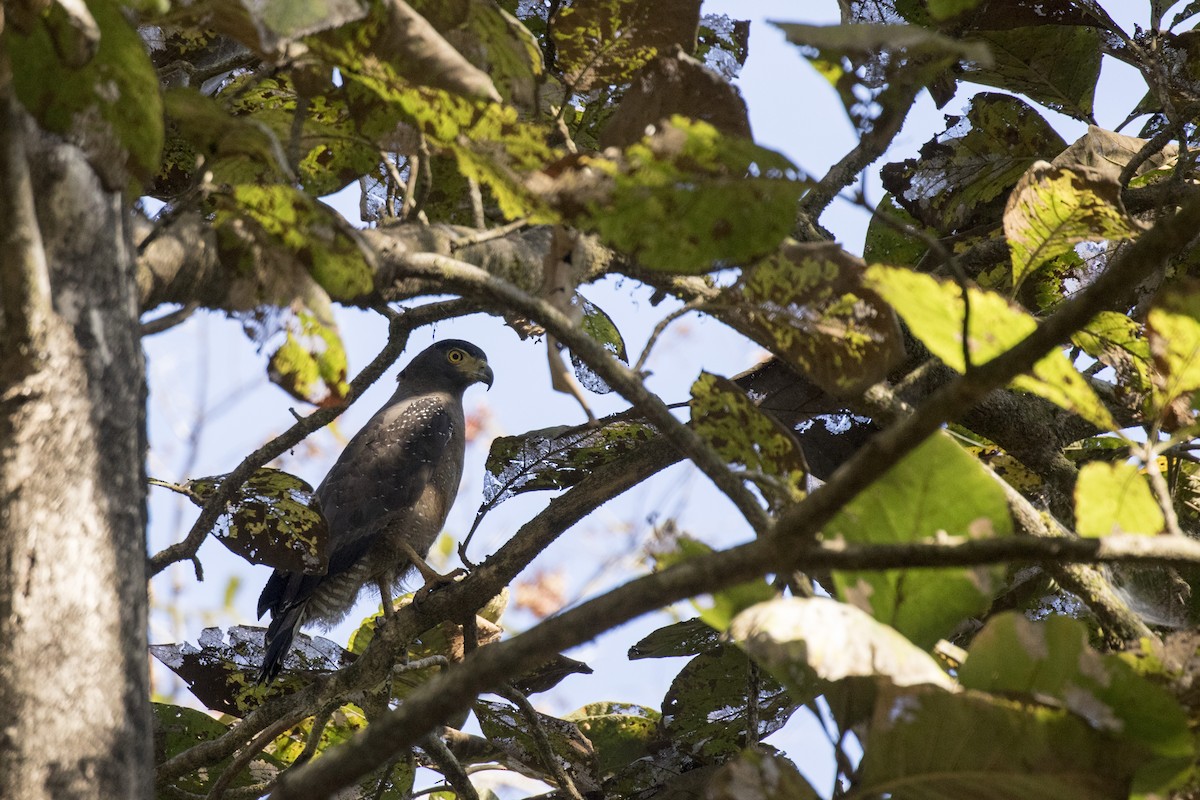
[475,362,495,390]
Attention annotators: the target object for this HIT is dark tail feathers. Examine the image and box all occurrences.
[257,604,304,684]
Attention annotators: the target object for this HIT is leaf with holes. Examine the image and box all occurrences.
[183,467,329,574]
[474,698,601,793]
[568,293,628,394]
[1004,162,1140,290]
[690,372,807,507]
[726,242,904,398]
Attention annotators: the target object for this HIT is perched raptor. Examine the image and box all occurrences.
[257,340,494,682]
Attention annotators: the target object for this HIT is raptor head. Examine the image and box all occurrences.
[400,340,494,392]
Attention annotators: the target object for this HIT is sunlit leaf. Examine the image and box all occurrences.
[867,265,1118,431]
[1147,281,1200,413]
[1004,162,1140,290]
[823,431,1011,648]
[1074,461,1165,538]
[728,597,958,697]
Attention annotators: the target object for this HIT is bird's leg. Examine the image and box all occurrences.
[377,577,396,619]
[399,541,466,602]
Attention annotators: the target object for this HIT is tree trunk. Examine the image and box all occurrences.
[0,89,152,798]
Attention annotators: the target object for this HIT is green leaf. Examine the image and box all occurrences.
[1004,163,1140,289]
[568,293,628,393]
[857,685,1143,800]
[565,703,660,777]
[1070,311,1153,394]
[627,618,721,660]
[958,613,1194,792]
[218,184,376,302]
[541,117,804,273]
[154,703,284,793]
[863,193,931,267]
[183,468,329,574]
[867,265,1118,431]
[10,0,164,190]
[881,93,1066,235]
[689,371,807,507]
[727,597,957,698]
[726,242,905,397]
[661,644,797,762]
[825,431,1012,648]
[1074,461,1165,538]
[1147,281,1200,410]
[964,26,1102,120]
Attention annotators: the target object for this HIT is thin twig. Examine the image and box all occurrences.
[496,686,585,800]
[204,715,294,800]
[141,301,200,337]
[420,732,480,800]
[449,218,530,251]
[633,299,702,374]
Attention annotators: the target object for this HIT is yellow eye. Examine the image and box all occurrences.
[447,349,465,363]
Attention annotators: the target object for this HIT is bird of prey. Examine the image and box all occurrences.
[257,339,494,683]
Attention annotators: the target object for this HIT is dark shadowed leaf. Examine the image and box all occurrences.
[662,644,798,763]
[599,49,751,149]
[963,26,1101,120]
[511,654,595,695]
[181,468,330,574]
[959,613,1193,793]
[824,431,1012,648]
[881,93,1066,235]
[479,415,657,512]
[10,0,163,190]
[150,626,354,716]
[567,293,628,394]
[172,0,368,56]
[775,23,990,134]
[690,372,807,507]
[628,618,721,660]
[863,193,931,267]
[474,698,601,793]
[552,0,702,91]
[725,242,905,398]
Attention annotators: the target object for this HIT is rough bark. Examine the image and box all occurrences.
[0,109,152,799]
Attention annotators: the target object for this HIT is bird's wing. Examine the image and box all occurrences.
[256,397,456,619]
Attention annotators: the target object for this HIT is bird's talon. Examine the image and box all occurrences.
[413,568,467,604]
